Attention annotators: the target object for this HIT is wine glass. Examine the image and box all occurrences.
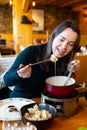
[2,120,23,130]
[2,120,37,130]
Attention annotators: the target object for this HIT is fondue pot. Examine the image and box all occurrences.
[45,76,76,97]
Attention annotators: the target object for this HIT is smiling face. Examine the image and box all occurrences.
[52,28,78,58]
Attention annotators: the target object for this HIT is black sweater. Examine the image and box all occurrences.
[4,45,68,98]
[4,45,55,98]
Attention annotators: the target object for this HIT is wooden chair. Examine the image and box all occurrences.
[74,54,87,85]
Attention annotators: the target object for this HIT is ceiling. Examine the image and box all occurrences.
[0,0,9,5]
[35,0,87,11]
[0,0,87,11]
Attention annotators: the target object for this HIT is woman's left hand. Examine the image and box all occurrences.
[68,59,80,72]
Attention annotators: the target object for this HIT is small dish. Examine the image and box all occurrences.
[20,102,57,130]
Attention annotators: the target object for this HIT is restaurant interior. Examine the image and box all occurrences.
[0,0,87,84]
[0,0,87,130]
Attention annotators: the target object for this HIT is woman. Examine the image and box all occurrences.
[4,19,80,98]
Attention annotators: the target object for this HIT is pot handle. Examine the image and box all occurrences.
[75,82,86,97]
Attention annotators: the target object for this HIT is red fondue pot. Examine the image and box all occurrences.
[45,76,76,97]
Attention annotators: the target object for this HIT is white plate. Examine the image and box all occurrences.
[0,98,35,121]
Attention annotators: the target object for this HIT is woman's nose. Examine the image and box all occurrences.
[62,41,67,49]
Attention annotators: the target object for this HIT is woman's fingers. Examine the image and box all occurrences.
[68,60,80,72]
[17,65,32,78]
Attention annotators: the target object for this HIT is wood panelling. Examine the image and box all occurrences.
[0,0,9,5]
[0,0,87,11]
[22,0,32,13]
[0,33,14,47]
[35,0,87,11]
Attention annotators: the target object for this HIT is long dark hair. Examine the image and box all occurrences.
[36,19,80,73]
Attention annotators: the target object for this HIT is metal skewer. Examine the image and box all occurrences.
[8,54,58,73]
[9,59,50,72]
[29,59,50,66]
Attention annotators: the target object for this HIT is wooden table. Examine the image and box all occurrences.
[0,97,87,130]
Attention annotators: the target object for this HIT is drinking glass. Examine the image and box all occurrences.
[2,120,24,130]
[2,120,37,130]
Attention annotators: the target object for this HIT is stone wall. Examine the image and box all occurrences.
[0,4,12,33]
[0,4,79,34]
[34,5,79,33]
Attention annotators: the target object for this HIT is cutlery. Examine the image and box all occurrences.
[9,58,50,72]
[8,54,58,72]
[63,60,78,86]
[63,66,74,86]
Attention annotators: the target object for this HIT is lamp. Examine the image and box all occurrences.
[32,1,36,7]
[9,0,13,5]
[20,15,32,24]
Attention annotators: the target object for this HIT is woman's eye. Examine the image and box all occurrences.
[68,42,75,47]
[59,38,64,42]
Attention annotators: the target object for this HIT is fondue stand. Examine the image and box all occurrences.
[0,97,87,130]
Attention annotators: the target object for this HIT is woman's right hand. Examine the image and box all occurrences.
[17,64,32,78]
[68,59,80,72]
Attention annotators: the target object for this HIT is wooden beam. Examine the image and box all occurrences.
[0,0,9,5]
[72,3,87,11]
[73,5,87,11]
[22,0,32,13]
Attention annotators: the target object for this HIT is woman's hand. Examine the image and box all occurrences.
[17,64,32,78]
[68,59,80,72]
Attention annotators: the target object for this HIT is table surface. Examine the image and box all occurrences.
[0,96,87,130]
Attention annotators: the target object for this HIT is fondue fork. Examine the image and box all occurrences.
[9,54,58,73]
[9,58,50,72]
